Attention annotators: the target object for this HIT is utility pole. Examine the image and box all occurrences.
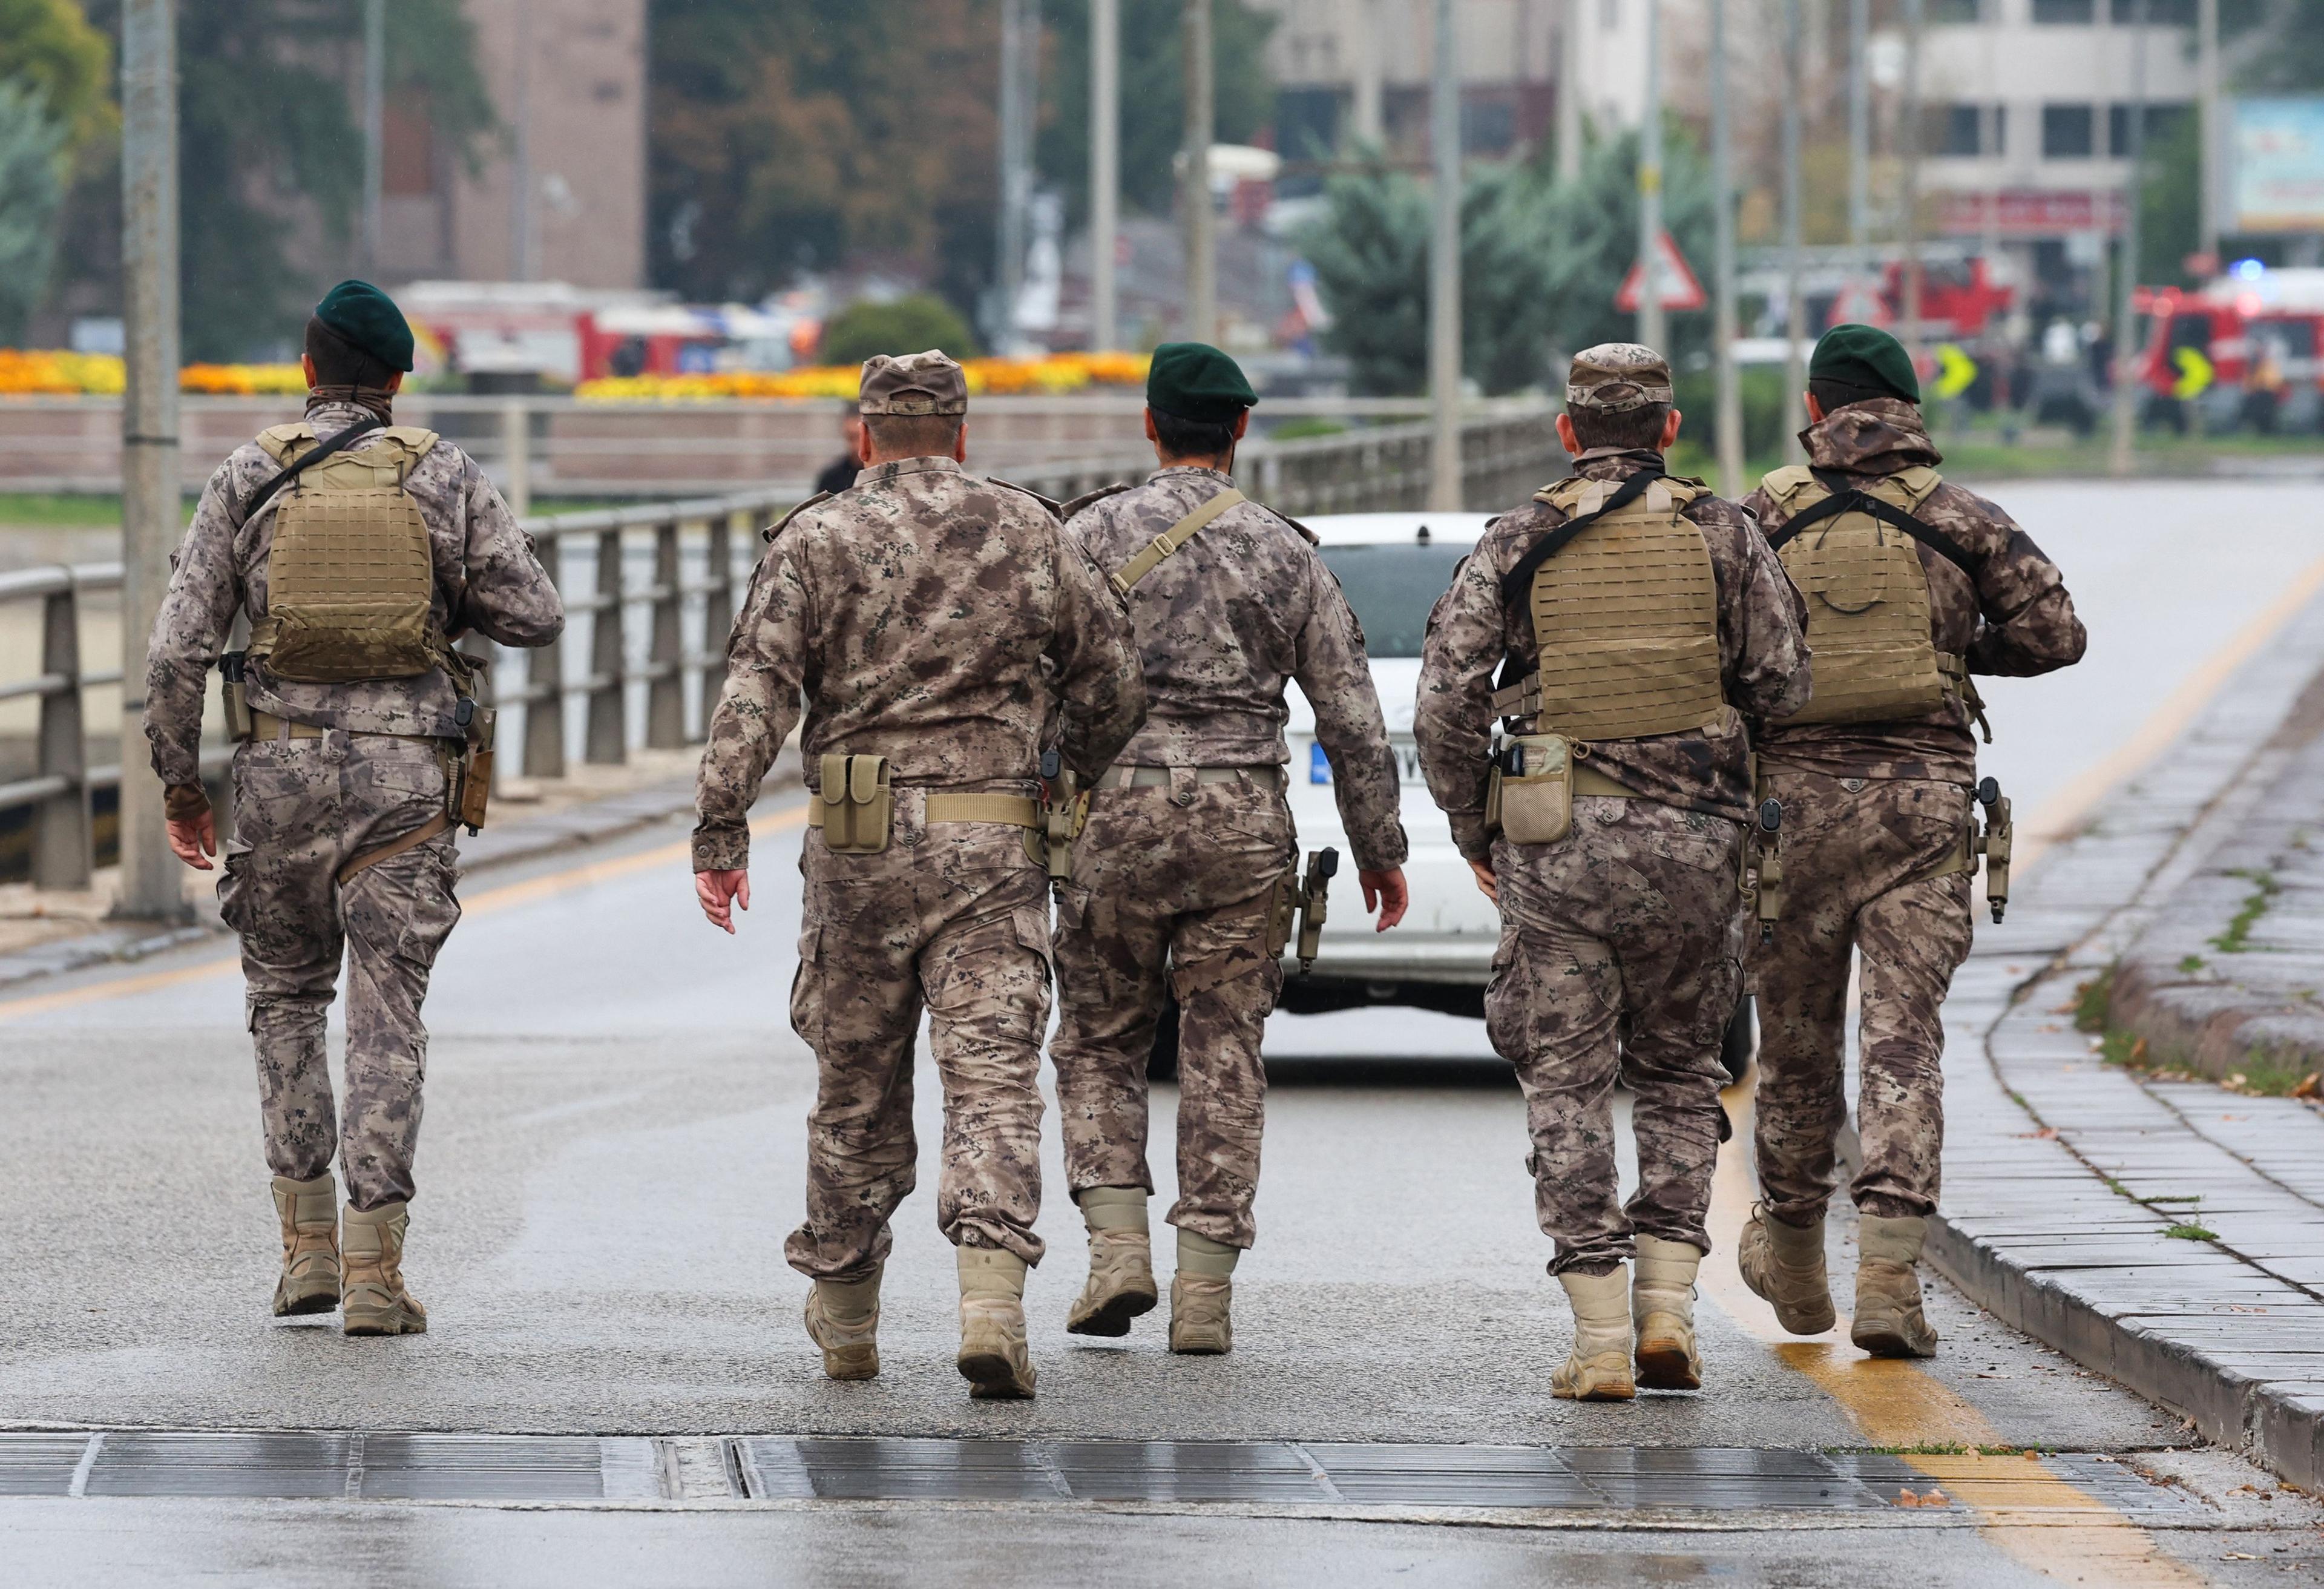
[1782,0,1807,462]
[1354,0,1385,147]
[510,0,534,280]
[117,0,183,921]
[1091,0,1119,350]
[1182,0,1216,344]
[2110,0,2149,476]
[2198,0,2219,263]
[1711,0,1744,496]
[1637,0,1666,351]
[998,0,1029,352]
[1902,0,1925,369]
[1847,0,1868,248]
[1429,0,1463,510]
[1558,0,1585,181]
[362,0,384,279]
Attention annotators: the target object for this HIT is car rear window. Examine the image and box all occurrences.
[1319,544,1472,658]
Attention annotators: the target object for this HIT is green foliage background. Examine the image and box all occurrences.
[819,293,982,367]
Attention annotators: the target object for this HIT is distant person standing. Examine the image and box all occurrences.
[813,412,865,496]
[1738,324,2085,1360]
[145,280,563,1336]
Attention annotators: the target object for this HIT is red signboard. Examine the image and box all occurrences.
[1937,190,2129,238]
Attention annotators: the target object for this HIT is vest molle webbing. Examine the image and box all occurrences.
[249,423,450,685]
[1760,464,1960,727]
[1520,475,1726,742]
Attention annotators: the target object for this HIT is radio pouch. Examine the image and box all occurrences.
[1497,734,1575,846]
[818,752,894,854]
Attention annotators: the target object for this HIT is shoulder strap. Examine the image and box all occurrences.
[762,491,833,543]
[1109,487,1246,599]
[1764,467,1980,581]
[1497,469,1662,608]
[240,415,382,523]
[986,476,1063,518]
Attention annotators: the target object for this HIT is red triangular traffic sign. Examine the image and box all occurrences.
[1616,229,1709,312]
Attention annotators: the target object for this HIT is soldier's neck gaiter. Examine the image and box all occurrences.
[307,385,396,423]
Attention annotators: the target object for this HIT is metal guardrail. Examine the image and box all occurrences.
[0,407,1559,889]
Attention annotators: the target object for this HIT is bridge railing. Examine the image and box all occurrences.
[0,406,1558,889]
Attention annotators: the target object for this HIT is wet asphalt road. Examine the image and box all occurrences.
[4,482,2324,1584]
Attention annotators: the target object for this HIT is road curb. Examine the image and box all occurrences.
[1906,585,2324,1492]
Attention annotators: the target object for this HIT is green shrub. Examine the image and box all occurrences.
[819,294,980,368]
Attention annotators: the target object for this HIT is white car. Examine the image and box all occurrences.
[1280,510,1501,1020]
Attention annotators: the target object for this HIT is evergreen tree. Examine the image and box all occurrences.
[0,81,65,346]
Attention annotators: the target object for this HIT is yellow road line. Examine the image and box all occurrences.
[1707,1078,2207,1584]
[0,800,808,1024]
[2018,548,2324,869]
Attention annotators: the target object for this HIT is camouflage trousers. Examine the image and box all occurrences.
[1749,771,1977,1226]
[1485,799,1747,1276]
[784,787,1054,1284]
[217,732,463,1212]
[1051,773,1295,1249]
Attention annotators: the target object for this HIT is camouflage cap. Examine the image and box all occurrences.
[1566,343,1674,412]
[858,350,969,416]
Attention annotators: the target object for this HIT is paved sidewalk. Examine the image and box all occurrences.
[1915,587,2324,1490]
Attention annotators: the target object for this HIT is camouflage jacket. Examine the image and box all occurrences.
[143,400,565,790]
[1742,399,2087,782]
[694,456,1146,871]
[1415,448,1812,861]
[1067,467,1407,872]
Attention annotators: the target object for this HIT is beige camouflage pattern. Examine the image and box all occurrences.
[1485,802,1749,1274]
[1750,774,1977,1225]
[1566,341,1675,410]
[145,400,563,788]
[1414,450,1811,861]
[1051,774,1294,1249]
[694,456,1144,870]
[1742,398,2087,783]
[1066,468,1407,871]
[218,734,463,1211]
[784,797,1057,1282]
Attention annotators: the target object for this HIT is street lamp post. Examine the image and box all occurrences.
[1428,0,1463,511]
[1182,0,1216,344]
[1637,0,1665,352]
[1781,0,1807,463]
[2110,0,2150,476]
[1091,0,1120,350]
[1712,0,1744,496]
[362,0,384,279]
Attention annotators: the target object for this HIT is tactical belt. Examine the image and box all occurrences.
[249,710,442,745]
[1094,764,1284,791]
[807,791,1042,829]
[1571,766,1640,799]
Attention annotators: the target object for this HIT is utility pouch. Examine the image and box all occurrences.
[1264,868,1300,958]
[219,651,255,743]
[817,752,893,855]
[1497,734,1575,846]
[1748,797,1785,943]
[1976,776,2012,924]
[1293,847,1339,971]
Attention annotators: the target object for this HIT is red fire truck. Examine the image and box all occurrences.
[2136,266,2324,432]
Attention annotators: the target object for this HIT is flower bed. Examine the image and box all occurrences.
[573,351,1149,403]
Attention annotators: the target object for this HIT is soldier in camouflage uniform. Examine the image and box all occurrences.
[1738,324,2084,1359]
[1052,343,1409,1355]
[1414,344,1811,1401]
[148,281,563,1336]
[693,352,1144,1400]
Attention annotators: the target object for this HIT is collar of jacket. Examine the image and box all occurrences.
[859,455,963,487]
[1150,464,1235,487]
[1801,396,1943,475]
[300,400,384,435]
[1570,446,1667,481]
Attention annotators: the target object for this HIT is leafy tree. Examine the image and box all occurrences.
[0,82,65,344]
[2138,111,2203,288]
[820,292,982,366]
[1035,0,1279,223]
[1533,125,1717,369]
[0,0,109,155]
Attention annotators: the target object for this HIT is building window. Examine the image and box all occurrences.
[1928,105,1983,156]
[2109,0,2195,22]
[1462,96,1517,156]
[2031,0,2094,21]
[1276,87,1339,161]
[2042,104,2096,157]
[2107,102,2191,155]
[1926,0,1982,21]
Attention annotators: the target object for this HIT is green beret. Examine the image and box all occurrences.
[314,278,415,373]
[1809,323,1919,404]
[1146,341,1257,423]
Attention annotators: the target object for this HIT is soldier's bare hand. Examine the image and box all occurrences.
[1468,858,1498,904]
[695,867,750,933]
[1359,866,1409,931]
[167,811,217,871]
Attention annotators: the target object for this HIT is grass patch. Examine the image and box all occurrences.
[2210,868,2282,953]
[2220,1053,2319,1097]
[2178,953,2208,975]
[1267,417,1349,442]
[2097,1029,2145,1068]
[2164,1223,2220,1241]
[2073,967,2116,1033]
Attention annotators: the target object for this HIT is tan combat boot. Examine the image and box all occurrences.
[1551,1267,1636,1401]
[1738,1203,1837,1336]
[1853,1214,1940,1358]
[269,1173,342,1318]
[1168,1229,1238,1355]
[1632,1236,1704,1391]
[957,1248,1037,1400]
[340,1202,427,1337]
[804,1268,882,1381]
[1067,1186,1159,1337]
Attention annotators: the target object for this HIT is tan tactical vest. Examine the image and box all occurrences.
[1520,474,1726,741]
[1759,464,1960,726]
[248,422,450,684]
